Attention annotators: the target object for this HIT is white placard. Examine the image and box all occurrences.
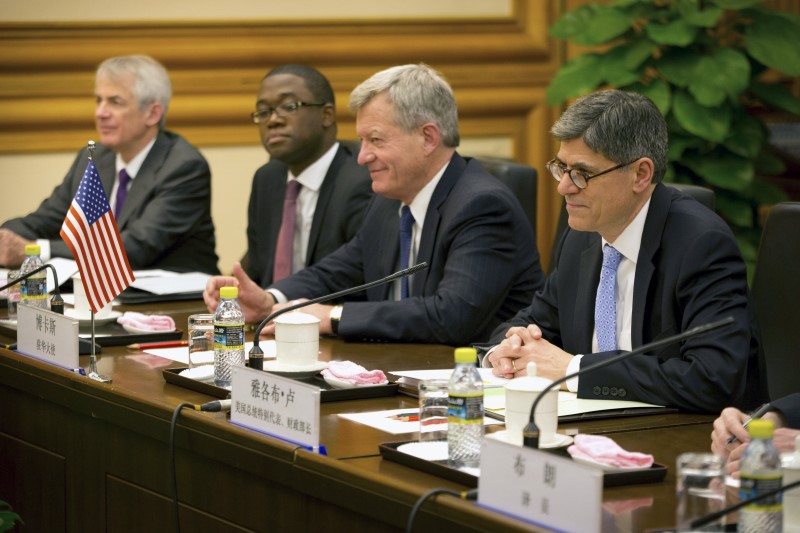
[16,304,79,370]
[478,438,603,532]
[229,365,322,451]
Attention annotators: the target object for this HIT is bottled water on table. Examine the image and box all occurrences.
[447,347,483,468]
[214,286,245,388]
[738,418,782,533]
[20,244,47,309]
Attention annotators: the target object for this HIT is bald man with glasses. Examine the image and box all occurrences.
[482,89,764,414]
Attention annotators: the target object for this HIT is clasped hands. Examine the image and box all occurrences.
[202,262,335,335]
[487,324,572,386]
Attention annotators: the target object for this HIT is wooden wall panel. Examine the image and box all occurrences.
[0,0,564,260]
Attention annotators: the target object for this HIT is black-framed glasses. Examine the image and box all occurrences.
[546,158,640,189]
[250,101,327,124]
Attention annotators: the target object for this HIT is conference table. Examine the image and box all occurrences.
[0,300,720,532]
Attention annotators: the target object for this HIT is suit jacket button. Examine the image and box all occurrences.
[602,386,609,396]
[610,387,618,397]
[618,388,627,398]
[593,386,601,396]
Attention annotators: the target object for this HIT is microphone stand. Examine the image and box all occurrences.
[690,478,800,530]
[247,262,428,370]
[0,263,64,315]
[522,316,735,449]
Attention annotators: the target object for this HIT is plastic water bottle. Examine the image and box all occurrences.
[447,347,483,467]
[738,418,783,533]
[20,244,48,309]
[782,435,800,533]
[213,286,245,388]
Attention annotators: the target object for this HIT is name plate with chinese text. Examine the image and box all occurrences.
[230,365,322,451]
[17,305,79,370]
[478,438,603,532]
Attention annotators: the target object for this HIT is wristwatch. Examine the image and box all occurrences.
[329,305,344,335]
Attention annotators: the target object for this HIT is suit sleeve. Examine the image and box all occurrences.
[2,152,86,246]
[338,192,536,344]
[577,228,753,413]
[771,393,800,430]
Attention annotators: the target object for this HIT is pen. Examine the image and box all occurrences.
[727,402,772,444]
[127,340,189,350]
[1,343,17,350]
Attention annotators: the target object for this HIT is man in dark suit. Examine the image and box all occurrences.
[0,55,218,274]
[245,64,373,287]
[484,90,763,413]
[204,63,545,345]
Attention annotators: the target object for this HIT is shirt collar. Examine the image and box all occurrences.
[603,197,652,264]
[115,136,157,179]
[401,159,449,225]
[287,142,339,192]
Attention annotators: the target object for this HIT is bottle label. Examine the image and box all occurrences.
[447,393,483,425]
[21,277,47,300]
[740,474,783,512]
[214,324,245,350]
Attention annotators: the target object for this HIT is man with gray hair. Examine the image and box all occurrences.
[204,63,544,344]
[0,55,219,274]
[484,89,764,413]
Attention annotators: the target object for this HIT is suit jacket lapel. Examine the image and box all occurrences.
[116,132,168,228]
[96,150,117,204]
[375,198,401,300]
[575,235,601,353]
[413,153,465,296]
[632,183,669,347]
[306,145,346,263]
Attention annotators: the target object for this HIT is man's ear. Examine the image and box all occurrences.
[145,102,164,128]
[321,103,336,129]
[420,123,441,156]
[632,157,655,193]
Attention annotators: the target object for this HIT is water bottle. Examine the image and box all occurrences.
[738,418,783,533]
[447,346,483,467]
[20,244,48,309]
[213,286,245,388]
[784,435,800,533]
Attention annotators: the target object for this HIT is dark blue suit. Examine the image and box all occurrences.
[270,152,545,345]
[487,183,764,413]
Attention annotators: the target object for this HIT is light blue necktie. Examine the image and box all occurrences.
[595,244,622,352]
[399,206,414,299]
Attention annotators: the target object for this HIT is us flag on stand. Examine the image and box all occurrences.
[60,159,135,313]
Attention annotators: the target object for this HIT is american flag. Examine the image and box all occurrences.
[60,160,135,313]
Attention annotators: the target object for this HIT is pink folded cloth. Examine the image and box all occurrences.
[117,312,175,332]
[567,434,654,468]
[322,360,388,385]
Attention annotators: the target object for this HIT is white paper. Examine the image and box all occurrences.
[338,408,502,435]
[129,272,210,295]
[389,368,510,388]
[144,341,273,364]
[485,389,664,418]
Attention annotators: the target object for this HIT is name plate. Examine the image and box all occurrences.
[16,304,79,370]
[230,365,322,451]
[478,438,603,532]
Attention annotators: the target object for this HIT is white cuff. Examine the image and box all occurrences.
[37,239,51,261]
[481,345,499,368]
[565,354,583,392]
[267,288,287,305]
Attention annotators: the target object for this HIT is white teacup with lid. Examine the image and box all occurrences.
[503,362,559,446]
[274,311,320,368]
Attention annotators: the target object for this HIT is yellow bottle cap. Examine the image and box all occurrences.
[748,418,774,439]
[454,347,478,364]
[25,244,41,255]
[220,286,238,299]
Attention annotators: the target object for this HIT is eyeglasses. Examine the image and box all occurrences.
[546,158,640,189]
[250,101,326,124]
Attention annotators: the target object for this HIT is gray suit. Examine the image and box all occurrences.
[3,130,219,274]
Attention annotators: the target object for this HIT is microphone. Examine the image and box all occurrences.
[522,316,736,448]
[690,478,800,529]
[0,263,64,315]
[247,262,428,369]
[195,399,232,412]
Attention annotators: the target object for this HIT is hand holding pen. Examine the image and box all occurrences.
[726,402,772,445]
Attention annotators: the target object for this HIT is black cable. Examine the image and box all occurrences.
[405,487,477,533]
[170,402,195,533]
